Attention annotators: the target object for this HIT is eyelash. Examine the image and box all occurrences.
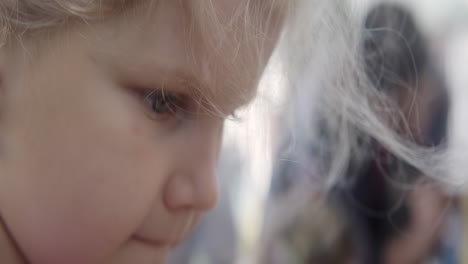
[136,88,239,122]
[140,89,186,121]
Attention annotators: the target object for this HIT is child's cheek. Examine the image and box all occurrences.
[0,77,171,263]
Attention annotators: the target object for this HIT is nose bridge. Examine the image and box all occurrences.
[187,120,222,209]
[165,120,222,212]
[190,120,222,165]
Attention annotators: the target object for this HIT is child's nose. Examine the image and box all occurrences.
[163,121,223,212]
[163,168,218,212]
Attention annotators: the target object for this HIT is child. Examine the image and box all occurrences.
[0,0,288,263]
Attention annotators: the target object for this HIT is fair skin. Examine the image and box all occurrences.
[0,1,281,264]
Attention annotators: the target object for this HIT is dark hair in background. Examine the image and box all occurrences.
[363,3,428,93]
[264,2,450,263]
[339,3,450,264]
[363,3,450,147]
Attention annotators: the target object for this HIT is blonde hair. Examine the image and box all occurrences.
[1,0,455,193]
[0,0,133,44]
[0,0,292,120]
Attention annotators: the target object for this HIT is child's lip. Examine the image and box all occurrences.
[131,213,197,250]
[132,234,180,249]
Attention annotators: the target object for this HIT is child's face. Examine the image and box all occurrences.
[0,1,279,263]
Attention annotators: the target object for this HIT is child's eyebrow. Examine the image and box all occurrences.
[153,69,256,117]
[89,51,255,117]
[90,51,202,91]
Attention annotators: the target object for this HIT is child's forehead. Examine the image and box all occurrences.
[88,0,263,114]
[91,49,256,117]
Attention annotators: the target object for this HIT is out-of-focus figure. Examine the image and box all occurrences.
[348,4,454,264]
[262,3,456,264]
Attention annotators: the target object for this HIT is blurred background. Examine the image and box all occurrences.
[166,0,468,263]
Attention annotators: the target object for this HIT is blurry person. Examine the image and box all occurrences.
[355,4,452,264]
[261,2,454,264]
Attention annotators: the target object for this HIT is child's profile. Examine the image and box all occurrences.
[0,1,288,263]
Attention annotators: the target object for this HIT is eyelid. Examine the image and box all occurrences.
[132,84,237,122]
